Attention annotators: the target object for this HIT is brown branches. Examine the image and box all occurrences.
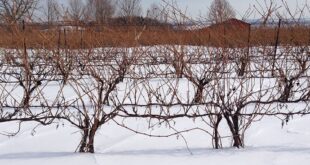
[0,0,310,153]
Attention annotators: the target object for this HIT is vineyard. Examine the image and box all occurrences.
[0,43,309,153]
[0,0,310,164]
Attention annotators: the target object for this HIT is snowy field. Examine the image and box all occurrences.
[0,45,310,164]
[1,116,310,165]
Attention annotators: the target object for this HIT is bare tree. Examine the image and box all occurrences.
[68,0,85,23]
[118,0,142,18]
[147,3,161,20]
[57,48,138,153]
[44,0,61,24]
[0,0,38,24]
[85,0,115,24]
[208,0,236,24]
[0,48,65,135]
[253,0,281,26]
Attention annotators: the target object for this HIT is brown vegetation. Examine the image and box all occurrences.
[0,19,309,49]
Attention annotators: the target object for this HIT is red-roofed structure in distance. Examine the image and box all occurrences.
[192,18,251,46]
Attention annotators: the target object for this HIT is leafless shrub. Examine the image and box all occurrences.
[85,0,115,24]
[44,0,61,24]
[68,0,85,23]
[208,0,236,24]
[0,0,38,24]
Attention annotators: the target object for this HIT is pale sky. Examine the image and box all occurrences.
[44,0,310,19]
[140,0,310,19]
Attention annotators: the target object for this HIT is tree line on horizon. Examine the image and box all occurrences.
[0,0,239,26]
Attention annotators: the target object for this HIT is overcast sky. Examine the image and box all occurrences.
[140,0,309,19]
[42,0,310,19]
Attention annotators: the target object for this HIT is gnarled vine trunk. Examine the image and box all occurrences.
[223,112,243,148]
[79,119,100,153]
[213,114,222,149]
[193,85,204,103]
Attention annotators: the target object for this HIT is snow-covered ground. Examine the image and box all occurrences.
[0,45,310,164]
[1,115,310,165]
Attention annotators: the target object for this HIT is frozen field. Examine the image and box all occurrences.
[0,45,310,164]
[0,115,310,165]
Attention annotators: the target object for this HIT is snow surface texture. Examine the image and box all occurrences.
[0,46,310,164]
[1,116,310,165]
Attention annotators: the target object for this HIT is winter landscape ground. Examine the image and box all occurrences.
[1,116,310,165]
[1,0,310,164]
[0,45,310,165]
